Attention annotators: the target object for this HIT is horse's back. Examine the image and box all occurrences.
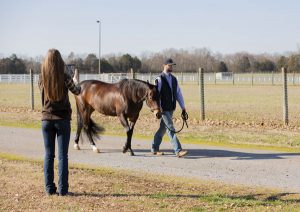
[80,80,118,93]
[79,80,124,116]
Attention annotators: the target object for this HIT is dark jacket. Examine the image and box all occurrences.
[39,73,81,121]
[159,73,178,111]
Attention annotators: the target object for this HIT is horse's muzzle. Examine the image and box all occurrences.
[153,109,162,119]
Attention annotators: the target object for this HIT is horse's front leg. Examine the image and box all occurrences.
[118,114,135,156]
[126,122,135,156]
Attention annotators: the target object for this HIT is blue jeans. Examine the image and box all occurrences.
[42,119,70,195]
[152,111,182,154]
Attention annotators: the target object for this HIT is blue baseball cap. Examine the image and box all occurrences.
[164,58,176,65]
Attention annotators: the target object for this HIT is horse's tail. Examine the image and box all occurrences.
[86,118,105,141]
[75,96,104,143]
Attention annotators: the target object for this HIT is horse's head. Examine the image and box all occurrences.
[145,83,162,119]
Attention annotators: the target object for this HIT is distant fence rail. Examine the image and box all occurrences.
[1,72,300,85]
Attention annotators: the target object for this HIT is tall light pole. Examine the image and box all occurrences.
[96,20,101,76]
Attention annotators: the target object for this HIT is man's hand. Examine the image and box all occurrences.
[181,109,188,121]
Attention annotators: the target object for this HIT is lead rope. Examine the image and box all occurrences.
[162,112,189,134]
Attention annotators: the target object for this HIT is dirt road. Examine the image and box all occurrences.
[0,126,299,192]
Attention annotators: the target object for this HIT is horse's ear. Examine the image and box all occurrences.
[146,80,149,84]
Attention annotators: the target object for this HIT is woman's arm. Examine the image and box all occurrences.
[64,73,81,95]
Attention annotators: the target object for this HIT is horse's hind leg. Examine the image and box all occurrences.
[74,122,83,150]
[87,128,99,153]
[83,108,100,153]
[74,97,83,150]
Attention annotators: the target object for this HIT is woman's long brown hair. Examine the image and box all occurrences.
[41,49,65,102]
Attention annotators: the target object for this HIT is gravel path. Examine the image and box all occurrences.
[1,126,300,192]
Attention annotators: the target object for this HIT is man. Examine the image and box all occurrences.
[151,58,188,158]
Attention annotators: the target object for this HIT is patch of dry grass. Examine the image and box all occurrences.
[0,153,300,211]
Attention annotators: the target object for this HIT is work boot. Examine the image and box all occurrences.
[176,150,188,158]
[152,151,164,156]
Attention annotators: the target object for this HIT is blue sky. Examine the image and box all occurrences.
[0,0,299,57]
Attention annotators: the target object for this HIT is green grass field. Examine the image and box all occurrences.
[1,83,300,150]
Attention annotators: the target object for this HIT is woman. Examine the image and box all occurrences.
[39,49,81,196]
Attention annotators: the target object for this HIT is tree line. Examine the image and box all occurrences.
[0,48,299,74]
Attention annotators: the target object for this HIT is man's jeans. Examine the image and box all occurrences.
[42,119,70,195]
[152,111,182,154]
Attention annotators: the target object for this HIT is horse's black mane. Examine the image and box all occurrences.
[118,79,151,102]
[118,78,149,88]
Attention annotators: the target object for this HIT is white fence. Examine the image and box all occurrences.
[1,72,300,85]
[0,74,40,83]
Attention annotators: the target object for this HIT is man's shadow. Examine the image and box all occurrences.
[132,148,300,160]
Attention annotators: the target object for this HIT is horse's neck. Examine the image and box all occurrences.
[130,80,148,102]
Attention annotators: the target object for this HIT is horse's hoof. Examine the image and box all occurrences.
[129,151,135,156]
[91,145,100,153]
[123,146,127,153]
[74,144,80,150]
[93,149,100,153]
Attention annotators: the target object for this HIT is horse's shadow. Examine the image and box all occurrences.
[132,148,300,160]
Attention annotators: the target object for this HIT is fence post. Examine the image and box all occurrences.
[181,72,183,85]
[293,71,295,86]
[214,71,216,85]
[272,71,274,85]
[251,71,254,86]
[282,67,289,126]
[199,68,205,121]
[131,68,135,79]
[30,69,34,110]
[232,72,235,85]
[149,72,152,83]
[73,68,80,83]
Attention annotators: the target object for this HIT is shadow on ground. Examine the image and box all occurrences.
[130,148,300,160]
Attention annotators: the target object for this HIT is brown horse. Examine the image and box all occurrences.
[73,79,162,156]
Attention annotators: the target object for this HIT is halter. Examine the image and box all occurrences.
[144,93,160,112]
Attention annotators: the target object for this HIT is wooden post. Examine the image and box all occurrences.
[73,68,79,84]
[272,71,274,86]
[30,69,34,110]
[149,72,152,83]
[199,68,205,121]
[293,71,295,86]
[131,68,135,79]
[232,72,235,85]
[214,71,216,85]
[282,67,289,126]
[251,71,254,86]
[181,72,183,85]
